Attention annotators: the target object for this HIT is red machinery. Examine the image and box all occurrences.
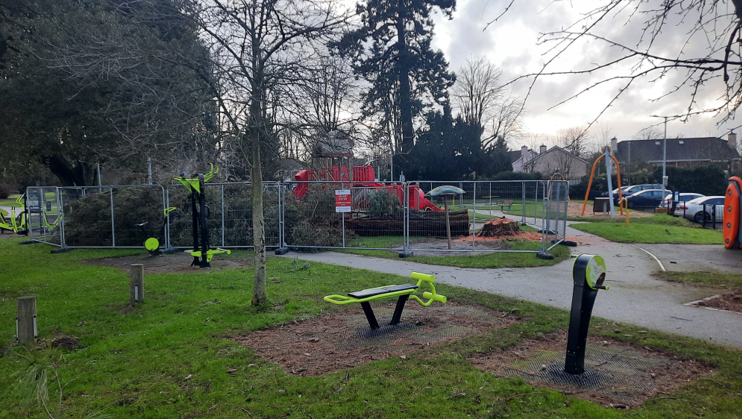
[293,166,441,211]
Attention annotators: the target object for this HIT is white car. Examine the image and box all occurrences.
[660,193,705,209]
[677,196,725,223]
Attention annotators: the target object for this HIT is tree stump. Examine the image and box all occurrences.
[477,217,520,237]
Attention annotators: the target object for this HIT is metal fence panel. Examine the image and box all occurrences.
[406,180,549,254]
[57,185,165,248]
[543,180,570,251]
[26,186,61,246]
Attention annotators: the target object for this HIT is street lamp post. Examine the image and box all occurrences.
[650,115,681,208]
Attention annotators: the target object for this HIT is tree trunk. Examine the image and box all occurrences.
[250,127,268,306]
[396,6,413,154]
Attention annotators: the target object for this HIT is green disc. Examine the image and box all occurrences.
[145,237,160,252]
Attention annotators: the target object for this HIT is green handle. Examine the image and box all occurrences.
[423,292,446,303]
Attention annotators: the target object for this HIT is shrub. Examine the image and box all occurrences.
[0,183,16,199]
[365,189,402,218]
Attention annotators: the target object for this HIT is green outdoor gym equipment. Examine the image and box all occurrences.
[136,207,177,256]
[324,272,447,329]
[173,164,230,268]
[0,194,29,235]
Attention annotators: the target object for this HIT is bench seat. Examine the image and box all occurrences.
[348,284,418,299]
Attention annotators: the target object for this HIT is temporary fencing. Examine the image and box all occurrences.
[26,186,62,246]
[26,178,569,258]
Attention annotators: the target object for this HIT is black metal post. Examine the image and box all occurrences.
[198,175,210,268]
[189,187,200,267]
[565,254,607,375]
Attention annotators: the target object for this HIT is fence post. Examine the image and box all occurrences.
[17,296,37,345]
[110,187,116,247]
[130,264,144,305]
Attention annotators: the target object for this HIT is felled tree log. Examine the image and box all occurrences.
[477,217,520,237]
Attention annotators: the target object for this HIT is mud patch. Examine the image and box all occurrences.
[693,289,742,313]
[234,303,517,376]
[469,331,713,408]
[85,251,252,274]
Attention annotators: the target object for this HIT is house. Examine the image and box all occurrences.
[512,144,590,180]
[611,134,741,171]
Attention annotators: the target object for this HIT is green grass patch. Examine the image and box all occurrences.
[655,271,742,290]
[1,238,741,418]
[570,220,722,244]
[342,234,569,268]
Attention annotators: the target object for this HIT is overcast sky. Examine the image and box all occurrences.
[431,0,742,149]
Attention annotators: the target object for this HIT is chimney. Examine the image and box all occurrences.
[539,144,547,154]
[521,145,528,158]
[728,132,737,150]
[611,137,618,153]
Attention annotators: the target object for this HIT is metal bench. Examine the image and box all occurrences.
[324,272,447,329]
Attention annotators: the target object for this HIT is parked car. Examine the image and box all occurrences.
[624,189,667,209]
[605,183,664,204]
[678,196,726,223]
[660,193,705,211]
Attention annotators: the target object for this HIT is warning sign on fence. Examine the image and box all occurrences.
[335,189,351,213]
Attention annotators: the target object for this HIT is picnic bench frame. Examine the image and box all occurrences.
[324,272,447,329]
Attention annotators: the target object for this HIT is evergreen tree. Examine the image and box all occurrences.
[332,0,456,156]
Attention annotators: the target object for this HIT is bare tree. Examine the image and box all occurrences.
[185,0,348,305]
[452,56,523,151]
[633,126,664,141]
[491,1,742,134]
[556,126,591,158]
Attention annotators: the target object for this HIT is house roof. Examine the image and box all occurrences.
[507,150,522,164]
[615,137,741,163]
[528,145,589,165]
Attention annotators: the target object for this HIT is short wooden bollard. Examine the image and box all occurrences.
[129,264,144,306]
[17,296,37,345]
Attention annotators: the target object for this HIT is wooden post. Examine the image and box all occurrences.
[17,296,37,345]
[129,264,144,306]
[445,197,452,249]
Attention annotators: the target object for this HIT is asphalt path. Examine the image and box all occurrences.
[279,222,742,349]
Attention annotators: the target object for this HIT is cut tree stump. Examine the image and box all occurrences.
[477,217,521,237]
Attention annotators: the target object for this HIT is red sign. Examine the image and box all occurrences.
[335,190,351,213]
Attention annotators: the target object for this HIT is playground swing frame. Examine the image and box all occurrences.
[580,146,625,217]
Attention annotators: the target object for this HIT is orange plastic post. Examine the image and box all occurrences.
[581,153,604,216]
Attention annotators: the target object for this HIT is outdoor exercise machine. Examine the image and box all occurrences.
[173,164,230,268]
[135,207,177,256]
[324,272,447,330]
[0,194,29,235]
[565,254,608,375]
[580,145,624,217]
[724,176,742,249]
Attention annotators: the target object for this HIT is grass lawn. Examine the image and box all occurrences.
[342,234,571,268]
[654,271,742,290]
[1,237,741,418]
[569,216,723,244]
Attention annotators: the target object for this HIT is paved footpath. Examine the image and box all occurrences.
[280,223,742,349]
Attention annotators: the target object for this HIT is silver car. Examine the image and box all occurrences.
[677,196,725,223]
[660,193,705,209]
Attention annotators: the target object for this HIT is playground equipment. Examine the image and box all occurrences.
[565,254,608,375]
[293,166,441,211]
[324,272,447,330]
[724,176,742,249]
[0,194,29,235]
[135,207,177,256]
[173,165,230,268]
[581,146,624,217]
